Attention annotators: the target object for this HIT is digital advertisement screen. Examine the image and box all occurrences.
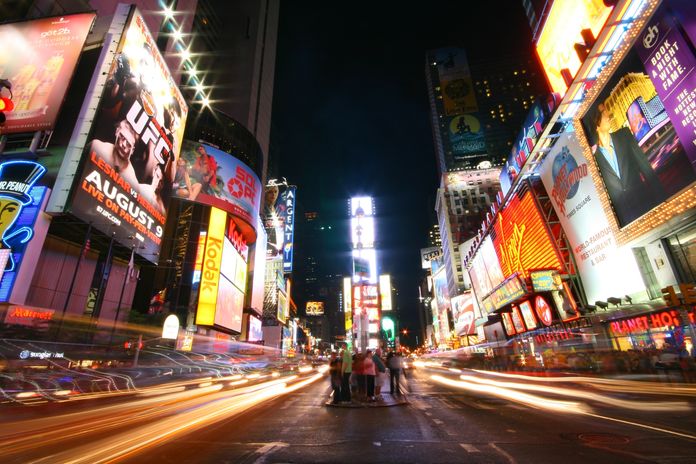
[536,0,613,95]
[468,236,505,302]
[350,196,374,217]
[352,248,377,284]
[517,300,537,330]
[580,45,696,227]
[0,14,95,133]
[434,48,479,116]
[176,140,261,239]
[447,113,486,159]
[432,267,450,320]
[214,275,243,333]
[451,292,476,336]
[306,301,324,316]
[351,215,375,249]
[379,274,392,311]
[277,290,289,324]
[248,314,263,342]
[69,9,188,262]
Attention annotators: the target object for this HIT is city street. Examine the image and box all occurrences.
[3,365,695,463]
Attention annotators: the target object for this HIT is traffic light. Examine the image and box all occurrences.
[0,78,13,124]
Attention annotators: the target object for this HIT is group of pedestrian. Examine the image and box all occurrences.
[329,346,406,404]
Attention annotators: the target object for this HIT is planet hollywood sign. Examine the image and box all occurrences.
[608,309,695,336]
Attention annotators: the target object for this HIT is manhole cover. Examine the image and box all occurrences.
[561,433,631,444]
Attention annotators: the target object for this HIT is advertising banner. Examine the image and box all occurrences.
[500,95,558,195]
[447,113,486,158]
[69,9,188,262]
[343,277,352,331]
[468,236,505,304]
[451,292,476,336]
[0,161,47,302]
[491,190,562,279]
[432,267,450,334]
[264,184,296,272]
[196,207,226,327]
[636,2,696,172]
[538,133,645,303]
[277,290,289,324]
[176,141,261,237]
[434,48,478,116]
[379,274,392,311]
[536,0,613,95]
[0,14,95,133]
[306,301,324,316]
[580,47,696,227]
[420,247,442,269]
[248,314,263,342]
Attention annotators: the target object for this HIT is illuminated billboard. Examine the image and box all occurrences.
[491,190,563,279]
[69,8,188,262]
[248,314,263,342]
[536,0,613,95]
[350,196,374,217]
[451,292,476,336]
[264,184,296,272]
[0,14,95,134]
[176,141,261,239]
[500,95,558,195]
[434,48,478,116]
[352,248,377,283]
[343,277,352,331]
[468,236,504,302]
[538,133,645,303]
[351,216,375,249]
[196,208,226,327]
[379,274,392,311]
[0,161,47,302]
[277,290,289,324]
[447,114,486,159]
[580,43,696,227]
[306,301,324,316]
[420,247,442,269]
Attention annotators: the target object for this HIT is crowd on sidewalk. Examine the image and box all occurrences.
[328,346,405,404]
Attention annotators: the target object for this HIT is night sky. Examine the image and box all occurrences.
[271,1,538,343]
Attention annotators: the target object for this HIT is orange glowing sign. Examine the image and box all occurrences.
[492,191,562,279]
[536,0,613,95]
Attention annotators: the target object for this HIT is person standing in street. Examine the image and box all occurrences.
[387,351,403,396]
[373,349,386,398]
[364,349,376,402]
[329,352,342,404]
[340,345,353,403]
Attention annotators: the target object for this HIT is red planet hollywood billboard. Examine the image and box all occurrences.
[0,14,95,133]
[69,8,187,262]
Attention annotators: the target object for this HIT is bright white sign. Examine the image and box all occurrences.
[162,314,180,339]
[538,133,644,303]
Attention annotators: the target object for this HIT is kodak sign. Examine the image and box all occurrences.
[196,207,227,326]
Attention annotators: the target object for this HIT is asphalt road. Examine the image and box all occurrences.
[123,367,696,464]
[2,365,696,463]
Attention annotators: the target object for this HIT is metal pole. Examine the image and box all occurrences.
[55,224,92,339]
[108,247,133,348]
[133,334,142,367]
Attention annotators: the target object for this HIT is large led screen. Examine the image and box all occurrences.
[352,248,377,283]
[351,215,375,249]
[447,113,486,159]
[214,275,244,333]
[491,190,562,279]
[451,292,476,336]
[306,301,324,316]
[580,45,696,227]
[434,48,478,116]
[0,14,95,134]
[536,0,613,95]
[539,132,645,303]
[350,196,374,217]
[468,236,504,302]
[176,141,261,238]
[69,9,188,262]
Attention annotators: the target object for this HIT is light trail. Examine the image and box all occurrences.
[459,374,691,412]
[430,374,587,414]
[0,373,322,463]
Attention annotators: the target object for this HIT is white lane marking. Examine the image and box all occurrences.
[433,419,444,425]
[373,441,381,447]
[251,442,288,464]
[506,429,516,433]
[489,442,516,464]
[460,443,480,453]
[582,412,696,441]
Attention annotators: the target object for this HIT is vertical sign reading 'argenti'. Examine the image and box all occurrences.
[69,7,188,262]
[196,207,226,327]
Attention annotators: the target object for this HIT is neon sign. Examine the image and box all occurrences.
[491,190,562,279]
[609,309,686,335]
